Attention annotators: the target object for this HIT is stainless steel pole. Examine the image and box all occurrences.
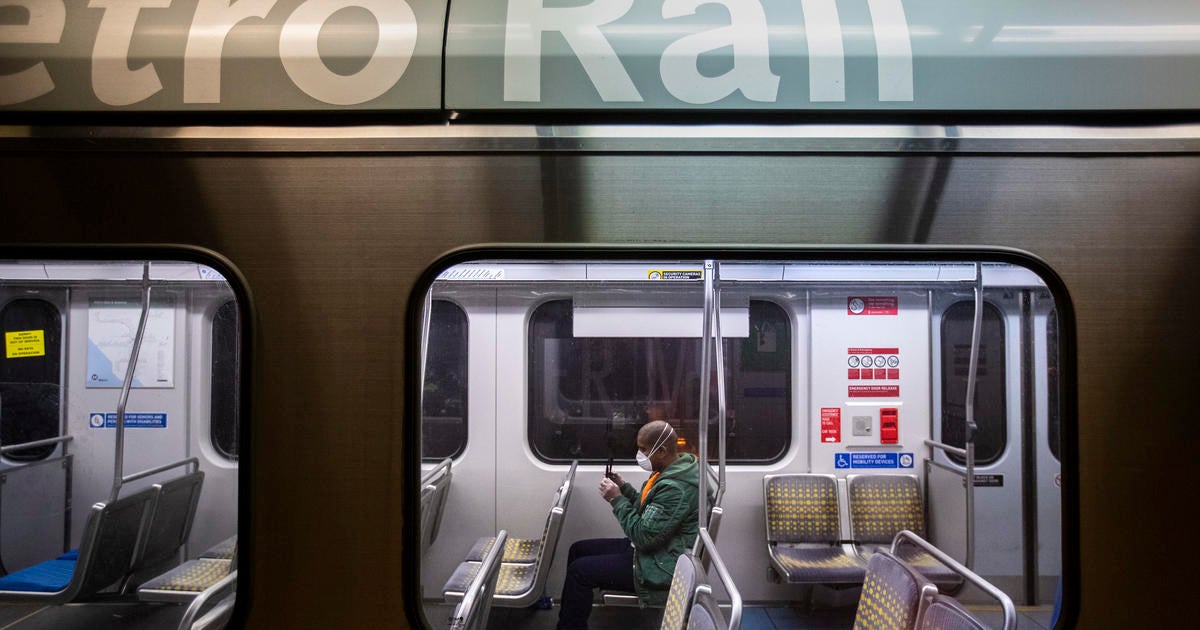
[110,262,152,503]
[697,260,713,529]
[964,261,983,569]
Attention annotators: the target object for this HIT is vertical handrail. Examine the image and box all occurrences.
[712,262,727,504]
[697,260,713,530]
[963,261,983,569]
[111,262,152,503]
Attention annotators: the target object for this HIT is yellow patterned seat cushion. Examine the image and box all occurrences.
[140,559,231,592]
[852,553,926,630]
[765,476,840,544]
[443,561,536,600]
[849,475,924,544]
[772,545,866,584]
[464,536,541,564]
[200,536,237,560]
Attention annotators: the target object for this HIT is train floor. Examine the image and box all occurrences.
[422,601,1055,630]
[0,602,188,629]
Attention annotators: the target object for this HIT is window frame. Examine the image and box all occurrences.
[421,298,469,462]
[0,295,65,463]
[939,299,1008,467]
[209,298,241,461]
[524,296,792,465]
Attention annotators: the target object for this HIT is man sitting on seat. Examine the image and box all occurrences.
[557,421,700,630]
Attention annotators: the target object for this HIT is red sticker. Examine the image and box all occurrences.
[848,385,900,398]
[820,407,841,443]
[874,369,887,379]
[847,368,860,379]
[887,369,900,380]
[848,347,899,355]
[847,296,898,316]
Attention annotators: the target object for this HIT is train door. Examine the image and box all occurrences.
[420,290,497,599]
[932,289,1025,599]
[1032,291,1062,602]
[0,287,69,574]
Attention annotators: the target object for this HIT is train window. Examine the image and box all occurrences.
[0,298,62,462]
[941,301,1007,465]
[0,255,249,628]
[1047,308,1060,462]
[211,300,240,460]
[527,299,790,464]
[423,300,468,460]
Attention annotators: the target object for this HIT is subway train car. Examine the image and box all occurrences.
[3,0,1200,628]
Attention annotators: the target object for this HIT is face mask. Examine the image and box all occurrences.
[636,425,674,472]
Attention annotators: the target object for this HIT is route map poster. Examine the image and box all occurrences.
[87,296,175,388]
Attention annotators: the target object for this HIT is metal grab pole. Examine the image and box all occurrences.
[711,262,727,503]
[964,261,983,569]
[111,262,152,503]
[697,260,713,530]
[419,291,432,449]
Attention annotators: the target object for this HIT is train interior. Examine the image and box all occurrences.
[0,259,241,629]
[418,256,1066,630]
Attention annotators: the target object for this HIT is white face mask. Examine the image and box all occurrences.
[636,425,673,472]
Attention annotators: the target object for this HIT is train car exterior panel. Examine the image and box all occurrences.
[1,129,1197,626]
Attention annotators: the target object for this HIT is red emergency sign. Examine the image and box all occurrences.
[820,408,841,443]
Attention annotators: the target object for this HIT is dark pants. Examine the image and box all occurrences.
[557,538,636,630]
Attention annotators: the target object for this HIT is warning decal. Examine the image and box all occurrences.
[848,385,900,398]
[5,330,46,358]
[847,296,898,316]
[648,270,703,280]
[820,408,841,443]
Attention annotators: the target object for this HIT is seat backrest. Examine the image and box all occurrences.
[420,458,453,553]
[852,551,936,630]
[659,552,699,630]
[531,460,577,569]
[73,486,158,599]
[764,474,840,544]
[847,474,924,544]
[686,588,727,630]
[136,471,205,574]
[450,530,507,630]
[919,594,988,630]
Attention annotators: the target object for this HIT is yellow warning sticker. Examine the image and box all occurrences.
[5,330,46,359]
[647,270,703,280]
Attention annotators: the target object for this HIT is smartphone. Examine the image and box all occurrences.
[605,458,618,482]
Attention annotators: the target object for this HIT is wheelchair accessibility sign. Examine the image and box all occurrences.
[835,452,915,469]
[88,412,167,428]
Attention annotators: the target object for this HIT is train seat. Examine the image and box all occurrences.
[684,588,725,630]
[421,458,454,557]
[461,461,573,565]
[658,551,699,630]
[137,545,237,604]
[850,550,936,630]
[447,530,507,630]
[764,474,866,585]
[0,486,158,603]
[444,461,576,608]
[846,475,963,592]
[200,535,237,560]
[918,593,988,630]
[126,471,206,589]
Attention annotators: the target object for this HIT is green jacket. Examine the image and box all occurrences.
[608,453,700,606]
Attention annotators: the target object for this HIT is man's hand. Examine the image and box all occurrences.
[608,472,623,486]
[599,478,622,501]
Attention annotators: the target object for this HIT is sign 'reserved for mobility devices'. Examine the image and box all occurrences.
[4,0,1200,111]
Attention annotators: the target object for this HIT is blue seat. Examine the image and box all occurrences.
[0,486,158,603]
[0,551,79,592]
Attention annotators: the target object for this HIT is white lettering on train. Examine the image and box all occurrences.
[89,0,172,107]
[0,0,64,106]
[659,0,779,104]
[504,0,642,103]
[185,0,276,104]
[279,0,417,105]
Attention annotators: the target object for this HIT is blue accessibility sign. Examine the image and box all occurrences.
[836,452,916,469]
[88,412,167,429]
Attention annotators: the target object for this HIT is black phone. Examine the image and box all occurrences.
[605,458,618,481]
